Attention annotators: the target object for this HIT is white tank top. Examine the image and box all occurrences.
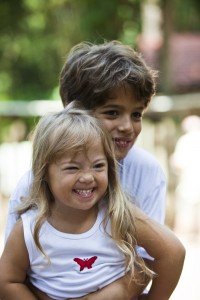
[22,201,126,299]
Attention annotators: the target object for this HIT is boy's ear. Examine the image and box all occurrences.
[91,109,98,117]
[66,100,85,110]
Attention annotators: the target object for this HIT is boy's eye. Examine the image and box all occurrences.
[131,112,143,120]
[104,110,119,117]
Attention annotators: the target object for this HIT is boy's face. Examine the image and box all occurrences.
[94,85,145,160]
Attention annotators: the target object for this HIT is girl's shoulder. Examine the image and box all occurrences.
[21,208,38,230]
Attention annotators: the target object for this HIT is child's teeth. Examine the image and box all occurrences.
[75,189,92,196]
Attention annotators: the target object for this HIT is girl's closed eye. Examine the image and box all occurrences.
[93,162,107,171]
[62,166,79,172]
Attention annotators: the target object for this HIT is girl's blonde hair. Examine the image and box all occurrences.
[18,102,153,282]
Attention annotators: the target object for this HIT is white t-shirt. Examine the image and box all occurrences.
[22,201,126,299]
[5,145,166,255]
[119,146,166,223]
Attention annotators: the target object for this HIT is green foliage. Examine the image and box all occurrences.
[160,0,200,33]
[0,0,79,100]
[173,0,200,32]
[0,0,199,102]
[76,0,141,46]
[0,0,142,101]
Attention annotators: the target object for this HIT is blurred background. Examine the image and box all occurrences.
[0,0,200,298]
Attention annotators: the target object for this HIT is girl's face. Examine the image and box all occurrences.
[47,139,108,214]
[94,85,144,161]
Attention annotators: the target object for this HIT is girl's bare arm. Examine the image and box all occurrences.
[0,220,37,300]
[134,206,186,300]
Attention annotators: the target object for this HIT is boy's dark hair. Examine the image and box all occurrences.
[59,40,157,109]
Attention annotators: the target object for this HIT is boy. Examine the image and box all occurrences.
[5,41,166,299]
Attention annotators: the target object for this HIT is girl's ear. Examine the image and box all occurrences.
[42,176,48,183]
[42,166,49,183]
[43,173,49,182]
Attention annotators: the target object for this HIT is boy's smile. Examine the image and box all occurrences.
[94,84,145,160]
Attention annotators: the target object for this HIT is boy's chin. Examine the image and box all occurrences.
[115,148,130,161]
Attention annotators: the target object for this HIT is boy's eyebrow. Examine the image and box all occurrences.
[100,104,145,110]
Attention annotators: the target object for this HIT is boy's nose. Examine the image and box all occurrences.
[78,172,94,183]
[118,116,133,133]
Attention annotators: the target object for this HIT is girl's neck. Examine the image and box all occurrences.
[48,205,98,234]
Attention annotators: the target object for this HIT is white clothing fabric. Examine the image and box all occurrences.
[119,146,166,259]
[0,141,32,197]
[5,145,166,259]
[22,201,126,299]
[119,146,166,222]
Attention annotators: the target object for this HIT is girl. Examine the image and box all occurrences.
[0,106,185,300]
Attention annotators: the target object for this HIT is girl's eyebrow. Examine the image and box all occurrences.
[57,157,107,166]
[56,160,75,166]
[92,158,107,163]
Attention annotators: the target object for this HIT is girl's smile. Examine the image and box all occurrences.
[47,139,108,216]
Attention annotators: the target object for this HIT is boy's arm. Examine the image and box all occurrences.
[134,206,185,300]
[72,271,148,300]
[29,270,148,300]
[0,220,37,300]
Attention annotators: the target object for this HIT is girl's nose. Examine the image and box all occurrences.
[78,172,94,183]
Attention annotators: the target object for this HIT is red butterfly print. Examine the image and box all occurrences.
[73,256,97,271]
